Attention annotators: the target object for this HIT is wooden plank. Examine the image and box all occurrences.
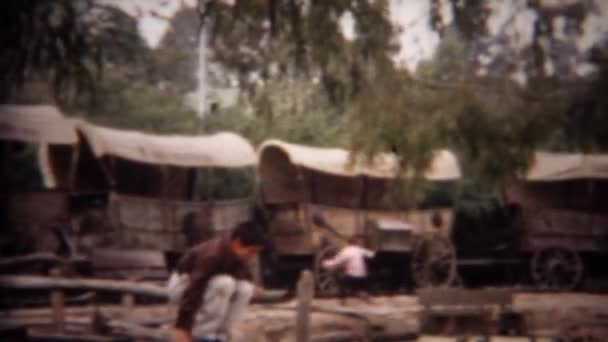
[50,289,65,333]
[417,336,459,342]
[0,275,167,298]
[49,269,64,333]
[1,314,165,341]
[68,143,81,190]
[28,333,133,342]
[121,293,135,316]
[417,288,513,307]
[296,270,314,342]
[91,249,166,270]
[0,275,286,303]
[93,269,168,281]
[310,331,361,342]
[0,253,88,271]
[457,258,522,266]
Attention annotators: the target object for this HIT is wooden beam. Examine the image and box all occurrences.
[207,167,214,205]
[121,293,135,317]
[26,333,133,342]
[298,166,312,242]
[358,175,367,235]
[97,157,116,188]
[68,143,81,191]
[296,270,314,342]
[0,275,287,303]
[0,275,167,298]
[0,253,86,271]
[49,269,65,333]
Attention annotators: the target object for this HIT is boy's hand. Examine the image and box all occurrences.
[174,328,192,342]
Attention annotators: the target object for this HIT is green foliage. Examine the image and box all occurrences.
[7,0,607,203]
[67,67,200,134]
[350,29,568,193]
[451,196,519,256]
[556,52,608,152]
[210,0,395,112]
[0,0,142,105]
[201,102,349,148]
[0,142,44,192]
[194,168,255,200]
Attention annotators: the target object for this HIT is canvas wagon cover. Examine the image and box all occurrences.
[507,152,608,252]
[258,140,460,206]
[74,120,257,168]
[258,139,460,180]
[525,151,608,181]
[506,151,608,210]
[0,105,77,144]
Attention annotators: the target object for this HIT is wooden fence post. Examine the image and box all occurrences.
[121,292,135,315]
[49,268,64,333]
[296,269,314,342]
[122,289,135,318]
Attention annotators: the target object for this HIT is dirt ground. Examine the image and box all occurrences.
[229,295,419,341]
[3,291,608,341]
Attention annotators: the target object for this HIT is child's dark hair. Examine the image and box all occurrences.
[230,221,266,247]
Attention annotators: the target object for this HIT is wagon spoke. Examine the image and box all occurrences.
[531,246,583,291]
[411,235,456,288]
[314,246,340,296]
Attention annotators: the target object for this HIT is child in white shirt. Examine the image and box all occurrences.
[322,236,375,303]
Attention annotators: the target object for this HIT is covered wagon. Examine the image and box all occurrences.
[41,120,257,253]
[504,152,608,291]
[2,104,258,281]
[0,105,78,258]
[257,140,461,293]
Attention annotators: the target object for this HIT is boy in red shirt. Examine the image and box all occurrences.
[168,221,264,342]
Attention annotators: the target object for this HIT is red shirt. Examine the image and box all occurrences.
[174,237,251,331]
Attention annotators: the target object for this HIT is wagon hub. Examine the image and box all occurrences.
[531,246,583,291]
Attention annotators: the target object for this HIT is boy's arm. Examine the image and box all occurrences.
[363,248,375,258]
[322,249,347,269]
[174,251,214,333]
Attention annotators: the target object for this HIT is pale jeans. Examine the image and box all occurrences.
[167,272,254,338]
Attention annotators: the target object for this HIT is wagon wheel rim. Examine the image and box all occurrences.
[531,246,583,291]
[411,235,457,288]
[314,246,340,296]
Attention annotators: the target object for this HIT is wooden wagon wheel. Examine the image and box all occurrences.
[410,234,457,288]
[531,246,583,291]
[313,245,340,296]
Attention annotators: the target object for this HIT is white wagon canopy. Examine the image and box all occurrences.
[41,120,257,196]
[258,139,461,208]
[0,105,78,145]
[74,120,256,168]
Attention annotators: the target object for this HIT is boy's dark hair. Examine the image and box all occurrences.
[230,221,266,247]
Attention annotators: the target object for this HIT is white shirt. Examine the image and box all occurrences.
[322,245,375,277]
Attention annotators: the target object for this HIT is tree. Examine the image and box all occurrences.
[189,0,606,199]
[0,0,142,105]
[202,0,396,138]
[70,66,201,134]
[350,1,607,193]
[348,28,569,197]
[557,47,608,152]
